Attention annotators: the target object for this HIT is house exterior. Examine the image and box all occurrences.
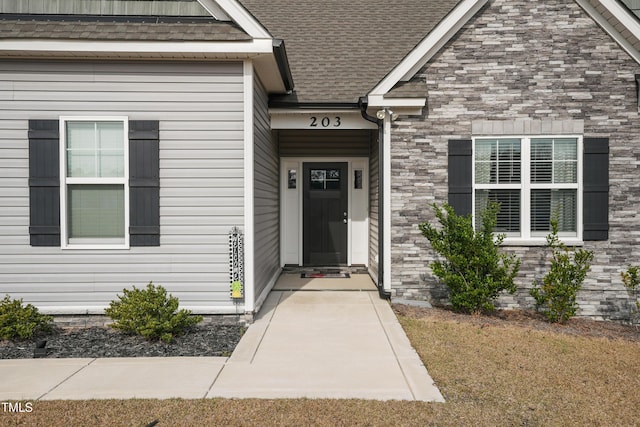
[0,0,638,320]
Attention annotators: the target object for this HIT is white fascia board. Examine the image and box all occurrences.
[197,0,232,20]
[207,0,272,39]
[576,0,640,64]
[0,38,274,56]
[599,0,640,37]
[369,0,488,97]
[366,95,426,117]
[367,95,426,108]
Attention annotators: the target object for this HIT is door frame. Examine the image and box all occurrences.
[280,157,369,267]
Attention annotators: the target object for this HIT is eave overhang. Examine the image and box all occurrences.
[0,37,291,93]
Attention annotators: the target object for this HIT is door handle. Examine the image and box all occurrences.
[343,219,347,224]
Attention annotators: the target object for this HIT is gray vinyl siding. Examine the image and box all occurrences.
[277,129,372,157]
[253,75,280,301]
[368,134,379,283]
[0,60,245,313]
[0,0,210,15]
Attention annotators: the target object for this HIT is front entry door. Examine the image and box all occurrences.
[303,162,348,265]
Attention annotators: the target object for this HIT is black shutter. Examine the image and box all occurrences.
[28,120,60,246]
[129,120,160,246]
[448,139,473,216]
[583,137,609,241]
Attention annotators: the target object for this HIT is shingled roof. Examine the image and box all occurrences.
[0,15,251,42]
[239,0,462,105]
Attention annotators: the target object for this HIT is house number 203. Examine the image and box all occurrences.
[309,116,341,128]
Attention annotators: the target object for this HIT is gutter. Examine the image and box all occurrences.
[272,39,295,93]
[358,96,391,300]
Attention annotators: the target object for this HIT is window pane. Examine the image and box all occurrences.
[67,121,124,178]
[531,189,577,233]
[531,138,552,161]
[554,161,577,183]
[475,139,520,184]
[554,138,577,161]
[531,138,577,184]
[531,161,552,183]
[310,168,340,190]
[68,185,125,238]
[475,189,521,233]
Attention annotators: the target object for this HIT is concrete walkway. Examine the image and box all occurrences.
[0,289,444,402]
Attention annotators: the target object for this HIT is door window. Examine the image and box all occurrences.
[310,169,341,190]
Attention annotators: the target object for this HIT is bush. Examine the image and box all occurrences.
[621,265,640,323]
[0,295,53,340]
[105,282,203,343]
[419,202,521,314]
[530,220,594,323]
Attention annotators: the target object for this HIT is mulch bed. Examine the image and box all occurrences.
[393,304,640,342]
[0,324,244,359]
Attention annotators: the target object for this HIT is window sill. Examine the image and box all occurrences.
[62,238,129,250]
[501,238,584,247]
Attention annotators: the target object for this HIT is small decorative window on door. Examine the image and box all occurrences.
[310,169,340,190]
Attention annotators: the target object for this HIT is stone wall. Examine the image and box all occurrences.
[389,0,640,320]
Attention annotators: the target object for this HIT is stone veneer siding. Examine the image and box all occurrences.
[390,0,640,320]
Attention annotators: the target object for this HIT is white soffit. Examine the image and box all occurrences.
[368,0,488,98]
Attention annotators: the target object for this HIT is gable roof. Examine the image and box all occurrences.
[239,0,463,106]
[0,0,293,93]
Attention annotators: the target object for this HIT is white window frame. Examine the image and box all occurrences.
[59,116,130,250]
[472,135,583,246]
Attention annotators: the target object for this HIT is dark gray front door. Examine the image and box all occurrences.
[303,162,348,265]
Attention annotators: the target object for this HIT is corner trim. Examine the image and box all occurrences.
[243,60,256,313]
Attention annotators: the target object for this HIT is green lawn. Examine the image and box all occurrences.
[3,309,639,427]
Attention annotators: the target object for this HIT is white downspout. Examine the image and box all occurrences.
[382,109,393,294]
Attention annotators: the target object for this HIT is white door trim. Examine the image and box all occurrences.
[280,157,369,267]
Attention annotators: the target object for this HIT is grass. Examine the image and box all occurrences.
[3,311,639,426]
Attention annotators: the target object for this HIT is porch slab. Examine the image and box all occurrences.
[272,273,377,291]
[208,290,444,402]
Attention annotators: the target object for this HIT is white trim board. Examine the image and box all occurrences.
[270,110,377,130]
[243,60,255,314]
[576,0,640,65]
[369,0,489,98]
[0,39,275,56]
[280,157,370,267]
[199,0,271,39]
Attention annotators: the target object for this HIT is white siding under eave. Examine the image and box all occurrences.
[253,75,280,308]
[0,60,245,314]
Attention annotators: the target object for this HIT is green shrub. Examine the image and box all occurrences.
[105,282,203,343]
[530,220,594,323]
[0,295,53,340]
[621,265,640,323]
[419,202,521,314]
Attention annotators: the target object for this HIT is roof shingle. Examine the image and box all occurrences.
[240,0,462,104]
[0,16,251,42]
